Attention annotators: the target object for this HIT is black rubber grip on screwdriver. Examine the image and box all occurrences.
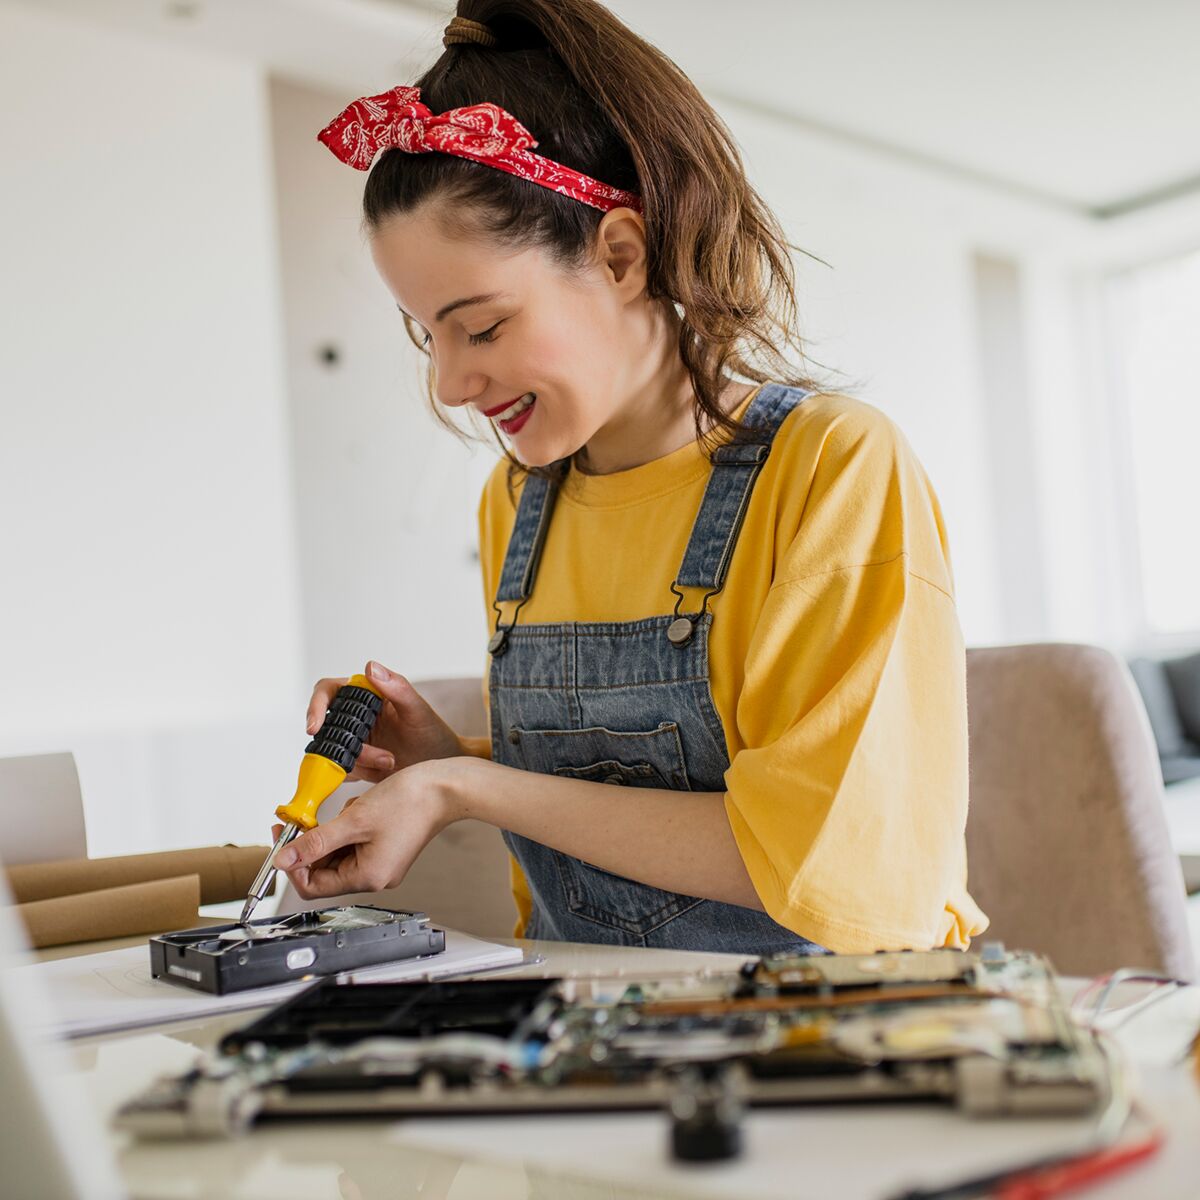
[305,684,384,772]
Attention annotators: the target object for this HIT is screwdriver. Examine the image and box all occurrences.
[239,673,385,925]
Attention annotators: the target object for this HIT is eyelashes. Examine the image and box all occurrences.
[468,321,502,346]
[416,320,504,351]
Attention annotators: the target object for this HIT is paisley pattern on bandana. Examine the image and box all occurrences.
[317,85,642,215]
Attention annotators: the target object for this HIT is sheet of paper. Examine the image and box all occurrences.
[21,929,526,1039]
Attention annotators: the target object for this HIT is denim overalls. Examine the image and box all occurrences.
[487,383,826,955]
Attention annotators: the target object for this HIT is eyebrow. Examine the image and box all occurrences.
[396,293,509,324]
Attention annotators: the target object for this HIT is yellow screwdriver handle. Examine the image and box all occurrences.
[274,673,384,831]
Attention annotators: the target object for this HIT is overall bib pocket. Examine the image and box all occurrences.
[507,722,706,937]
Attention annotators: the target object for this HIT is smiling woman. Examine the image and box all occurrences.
[368,199,751,473]
[282,0,989,958]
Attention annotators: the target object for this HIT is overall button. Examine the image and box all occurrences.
[508,729,521,745]
[667,616,696,647]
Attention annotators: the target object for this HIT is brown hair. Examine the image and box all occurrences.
[361,0,821,482]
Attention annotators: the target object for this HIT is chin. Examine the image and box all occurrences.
[510,436,577,470]
[512,449,555,469]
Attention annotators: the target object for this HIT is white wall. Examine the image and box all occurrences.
[269,78,497,688]
[0,5,305,855]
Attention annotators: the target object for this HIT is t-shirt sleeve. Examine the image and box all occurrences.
[723,412,988,953]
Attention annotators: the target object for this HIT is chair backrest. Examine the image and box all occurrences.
[0,752,87,866]
[965,643,1194,980]
[277,677,515,938]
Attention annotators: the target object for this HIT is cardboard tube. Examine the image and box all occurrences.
[12,874,201,949]
[4,845,270,906]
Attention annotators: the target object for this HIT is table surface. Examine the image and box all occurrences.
[32,930,1200,1200]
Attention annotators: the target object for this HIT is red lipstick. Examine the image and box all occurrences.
[498,398,536,436]
[481,396,528,418]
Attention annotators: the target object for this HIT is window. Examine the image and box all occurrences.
[1106,248,1200,637]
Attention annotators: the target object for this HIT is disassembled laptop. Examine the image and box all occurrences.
[119,935,1115,1156]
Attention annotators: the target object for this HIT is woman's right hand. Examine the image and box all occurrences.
[306,661,466,784]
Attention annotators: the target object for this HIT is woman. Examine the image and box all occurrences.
[275,0,988,955]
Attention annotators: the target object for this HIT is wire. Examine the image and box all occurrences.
[1094,981,1182,1031]
[1069,969,1184,1030]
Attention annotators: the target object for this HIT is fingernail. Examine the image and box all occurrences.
[381,754,395,770]
[274,846,297,869]
[368,661,389,682]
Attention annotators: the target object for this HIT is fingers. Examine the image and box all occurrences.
[291,852,368,900]
[365,660,422,712]
[285,835,392,900]
[306,668,399,776]
[306,676,348,735]
[274,809,361,873]
[355,744,396,774]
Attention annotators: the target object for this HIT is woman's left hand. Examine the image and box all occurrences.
[272,759,465,900]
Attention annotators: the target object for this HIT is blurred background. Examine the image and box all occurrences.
[1,0,1197,856]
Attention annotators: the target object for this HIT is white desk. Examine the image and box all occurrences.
[40,934,1200,1200]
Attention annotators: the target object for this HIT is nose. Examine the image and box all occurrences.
[431,344,487,411]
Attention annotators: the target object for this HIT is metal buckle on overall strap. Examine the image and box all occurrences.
[666,439,771,649]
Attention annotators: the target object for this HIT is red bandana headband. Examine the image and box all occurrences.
[317,85,643,215]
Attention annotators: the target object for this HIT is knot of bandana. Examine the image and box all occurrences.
[317,86,642,215]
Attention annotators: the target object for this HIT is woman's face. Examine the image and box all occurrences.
[369,203,661,468]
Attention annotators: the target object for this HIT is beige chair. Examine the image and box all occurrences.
[965,643,1194,980]
[288,648,1196,980]
[0,753,87,867]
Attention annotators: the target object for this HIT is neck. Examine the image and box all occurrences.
[575,309,745,476]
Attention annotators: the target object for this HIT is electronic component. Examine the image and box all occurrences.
[119,945,1113,1140]
[149,906,445,995]
[668,1063,745,1162]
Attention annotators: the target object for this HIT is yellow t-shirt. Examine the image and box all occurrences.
[476,388,989,954]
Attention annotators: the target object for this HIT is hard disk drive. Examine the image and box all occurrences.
[149,906,445,995]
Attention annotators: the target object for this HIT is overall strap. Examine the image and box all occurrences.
[495,467,565,603]
[490,461,568,654]
[674,383,808,589]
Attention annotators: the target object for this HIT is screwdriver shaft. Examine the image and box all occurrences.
[239,822,302,925]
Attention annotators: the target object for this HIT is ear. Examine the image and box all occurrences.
[595,207,648,301]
